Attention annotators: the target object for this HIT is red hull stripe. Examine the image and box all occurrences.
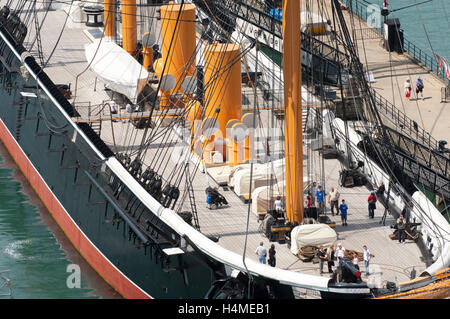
[0,120,151,299]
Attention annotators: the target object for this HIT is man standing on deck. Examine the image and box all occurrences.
[316,185,326,214]
[415,76,424,99]
[397,214,407,244]
[339,199,348,226]
[255,242,267,264]
[317,247,327,274]
[328,186,340,216]
[109,99,118,114]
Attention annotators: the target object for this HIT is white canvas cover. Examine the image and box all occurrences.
[290,224,337,255]
[228,163,252,187]
[251,181,285,215]
[85,41,149,103]
[233,159,285,197]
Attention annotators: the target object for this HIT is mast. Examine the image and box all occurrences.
[282,0,304,224]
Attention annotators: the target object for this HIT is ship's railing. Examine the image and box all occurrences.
[340,0,449,83]
[369,88,444,154]
[394,147,450,200]
[198,0,350,68]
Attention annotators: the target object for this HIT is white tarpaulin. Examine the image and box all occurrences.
[251,180,285,215]
[290,224,337,255]
[85,40,149,103]
[232,159,285,197]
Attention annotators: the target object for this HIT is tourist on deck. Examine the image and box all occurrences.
[363,245,371,276]
[305,194,314,219]
[268,244,276,267]
[415,76,424,99]
[339,199,348,226]
[316,185,326,214]
[376,182,385,198]
[404,78,411,100]
[125,103,133,123]
[326,244,335,273]
[397,214,407,244]
[336,244,345,265]
[255,242,267,264]
[310,182,318,206]
[109,99,118,114]
[317,247,327,274]
[368,190,377,218]
[328,186,340,216]
[274,196,282,212]
[305,194,313,208]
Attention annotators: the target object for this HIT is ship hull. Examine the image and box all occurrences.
[0,25,227,299]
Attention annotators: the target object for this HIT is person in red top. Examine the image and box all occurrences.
[368,190,377,218]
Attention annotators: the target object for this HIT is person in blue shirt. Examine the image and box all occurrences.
[415,76,424,99]
[339,199,348,226]
[315,185,326,214]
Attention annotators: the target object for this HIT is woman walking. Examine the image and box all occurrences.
[404,78,411,100]
[268,244,276,267]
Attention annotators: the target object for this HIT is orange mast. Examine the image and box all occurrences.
[283,0,304,223]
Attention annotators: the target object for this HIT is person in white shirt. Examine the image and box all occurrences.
[109,99,118,114]
[363,245,371,276]
[255,242,267,264]
[336,243,345,265]
[274,196,282,212]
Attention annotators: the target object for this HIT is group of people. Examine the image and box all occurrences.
[306,182,387,224]
[318,244,372,276]
[108,99,137,123]
[255,242,276,267]
[306,183,349,225]
[404,76,425,100]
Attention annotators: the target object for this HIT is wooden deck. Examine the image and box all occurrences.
[27,2,438,296]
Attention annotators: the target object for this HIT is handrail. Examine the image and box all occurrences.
[370,87,447,157]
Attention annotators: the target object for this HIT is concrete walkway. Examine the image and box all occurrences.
[333,1,449,142]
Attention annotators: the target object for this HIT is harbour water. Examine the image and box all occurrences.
[0,141,121,299]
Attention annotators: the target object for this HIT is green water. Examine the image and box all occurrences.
[0,143,120,299]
